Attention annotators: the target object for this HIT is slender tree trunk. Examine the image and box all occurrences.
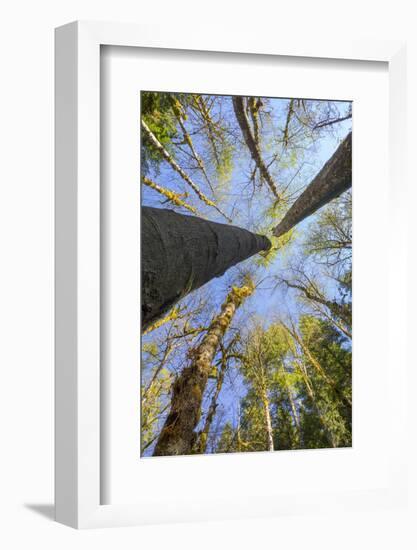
[248,97,260,143]
[153,283,255,456]
[172,103,216,194]
[311,302,352,339]
[260,386,274,452]
[283,99,295,147]
[294,359,337,448]
[283,322,352,409]
[194,353,228,454]
[273,132,352,237]
[142,336,177,404]
[280,278,352,329]
[142,207,270,330]
[232,96,281,200]
[288,390,300,431]
[282,368,300,433]
[193,96,222,167]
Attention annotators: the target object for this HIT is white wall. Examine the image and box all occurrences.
[0,1,416,548]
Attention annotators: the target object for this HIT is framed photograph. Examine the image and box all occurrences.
[55,21,407,528]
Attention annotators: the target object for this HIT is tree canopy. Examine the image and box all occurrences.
[140,91,352,456]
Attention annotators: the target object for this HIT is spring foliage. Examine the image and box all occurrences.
[140,91,352,456]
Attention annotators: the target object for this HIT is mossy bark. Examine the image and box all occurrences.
[153,284,254,456]
[194,352,227,454]
[142,176,199,215]
[273,132,352,237]
[142,207,270,331]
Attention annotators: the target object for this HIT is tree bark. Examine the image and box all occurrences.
[153,283,254,456]
[142,207,270,331]
[281,365,301,432]
[283,99,295,147]
[261,386,275,452]
[273,132,352,237]
[194,352,228,454]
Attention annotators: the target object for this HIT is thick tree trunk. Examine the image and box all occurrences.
[273,132,352,237]
[142,207,270,331]
[153,283,254,456]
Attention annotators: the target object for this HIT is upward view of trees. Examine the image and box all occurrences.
[140,91,352,456]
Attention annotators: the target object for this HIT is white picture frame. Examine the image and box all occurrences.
[55,20,407,529]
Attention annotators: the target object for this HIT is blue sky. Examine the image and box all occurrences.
[141,94,352,455]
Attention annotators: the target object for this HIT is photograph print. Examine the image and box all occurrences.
[141,92,352,457]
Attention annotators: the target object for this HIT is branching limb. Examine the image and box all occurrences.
[313,113,352,130]
[170,98,216,194]
[141,119,231,222]
[142,176,200,216]
[232,96,281,200]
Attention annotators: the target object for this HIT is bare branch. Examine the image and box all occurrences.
[313,113,352,130]
[232,96,281,201]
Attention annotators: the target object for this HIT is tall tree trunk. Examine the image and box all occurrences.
[282,322,352,409]
[192,95,222,168]
[171,99,216,194]
[194,352,228,454]
[153,283,254,456]
[260,386,274,452]
[310,302,352,339]
[142,207,270,330]
[283,99,295,147]
[281,365,301,435]
[294,359,337,448]
[232,96,281,200]
[279,278,352,330]
[273,132,352,237]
